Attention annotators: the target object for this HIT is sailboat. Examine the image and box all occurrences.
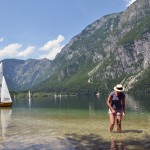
[28,90,31,107]
[29,90,31,99]
[96,88,100,97]
[0,63,12,107]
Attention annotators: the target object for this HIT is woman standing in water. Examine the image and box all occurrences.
[107,84,125,133]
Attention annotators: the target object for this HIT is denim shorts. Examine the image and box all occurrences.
[108,109,123,116]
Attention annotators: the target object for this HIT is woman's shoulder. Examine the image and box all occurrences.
[109,91,115,96]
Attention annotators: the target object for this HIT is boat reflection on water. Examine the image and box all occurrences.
[0,108,12,138]
[29,97,31,108]
[89,102,96,116]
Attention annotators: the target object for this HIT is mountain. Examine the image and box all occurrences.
[34,0,150,93]
[3,0,150,93]
[2,59,56,91]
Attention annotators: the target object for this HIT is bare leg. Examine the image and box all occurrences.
[116,115,122,133]
[109,113,115,132]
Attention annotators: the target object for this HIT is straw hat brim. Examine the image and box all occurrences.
[114,87,124,92]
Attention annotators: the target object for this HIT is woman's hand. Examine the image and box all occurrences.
[122,112,125,117]
[112,109,116,114]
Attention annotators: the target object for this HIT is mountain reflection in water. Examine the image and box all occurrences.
[0,94,149,149]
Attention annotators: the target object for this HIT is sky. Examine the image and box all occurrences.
[0,0,137,60]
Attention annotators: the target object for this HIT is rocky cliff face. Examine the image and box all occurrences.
[48,0,150,92]
[2,59,54,91]
[3,0,150,93]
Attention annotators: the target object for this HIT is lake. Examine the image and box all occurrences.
[0,93,150,150]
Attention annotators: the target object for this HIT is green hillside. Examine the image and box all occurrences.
[33,0,150,94]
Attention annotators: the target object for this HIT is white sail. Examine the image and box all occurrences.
[0,63,3,95]
[29,91,31,98]
[1,76,12,103]
[29,91,31,107]
[0,63,3,80]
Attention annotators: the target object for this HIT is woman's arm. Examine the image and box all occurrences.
[106,95,115,114]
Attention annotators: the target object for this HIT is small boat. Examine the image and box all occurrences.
[54,93,61,98]
[28,90,31,107]
[29,90,31,99]
[96,92,100,96]
[0,63,12,107]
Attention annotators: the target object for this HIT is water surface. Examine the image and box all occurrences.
[0,94,150,149]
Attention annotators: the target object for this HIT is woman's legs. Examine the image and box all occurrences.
[109,113,115,132]
[116,115,122,133]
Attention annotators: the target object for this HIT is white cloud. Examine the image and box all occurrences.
[0,43,35,59]
[0,37,4,42]
[17,46,35,57]
[40,34,64,51]
[39,45,64,60]
[0,34,65,60]
[125,0,137,7]
[0,43,22,59]
[39,35,65,60]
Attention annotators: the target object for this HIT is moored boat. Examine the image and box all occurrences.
[0,63,12,107]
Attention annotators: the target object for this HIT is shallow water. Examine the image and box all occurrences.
[0,94,150,149]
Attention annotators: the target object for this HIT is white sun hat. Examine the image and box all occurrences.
[114,84,124,92]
